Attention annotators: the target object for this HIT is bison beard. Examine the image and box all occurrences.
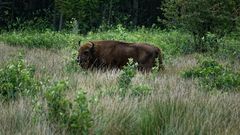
[77,40,164,72]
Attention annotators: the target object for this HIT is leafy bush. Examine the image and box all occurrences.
[216,36,240,60]
[45,81,92,134]
[182,59,240,90]
[65,50,83,72]
[45,81,70,123]
[118,58,138,96]
[0,53,40,101]
[71,90,92,133]
[203,32,219,52]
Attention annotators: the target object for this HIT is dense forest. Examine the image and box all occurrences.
[0,0,164,31]
[1,0,238,31]
[0,0,240,135]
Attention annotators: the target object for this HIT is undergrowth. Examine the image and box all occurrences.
[182,58,240,91]
[0,53,40,101]
[44,81,92,134]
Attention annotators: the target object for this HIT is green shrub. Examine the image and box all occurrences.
[131,85,152,96]
[216,36,240,60]
[45,81,70,124]
[203,32,219,53]
[182,59,240,90]
[117,58,155,97]
[0,53,40,101]
[118,58,138,96]
[65,50,83,72]
[70,90,92,133]
[45,81,92,134]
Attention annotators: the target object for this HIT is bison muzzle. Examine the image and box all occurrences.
[77,40,164,72]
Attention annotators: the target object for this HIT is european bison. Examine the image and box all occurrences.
[76,40,164,72]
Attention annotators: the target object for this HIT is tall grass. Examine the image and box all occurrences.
[0,44,240,134]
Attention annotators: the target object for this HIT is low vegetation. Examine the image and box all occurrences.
[1,0,239,134]
[0,30,79,49]
[0,39,239,134]
[0,27,192,58]
[0,53,40,101]
[1,27,240,62]
[182,59,240,91]
[118,58,138,96]
[0,21,240,135]
[44,81,92,134]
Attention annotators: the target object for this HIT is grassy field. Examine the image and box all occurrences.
[0,29,240,134]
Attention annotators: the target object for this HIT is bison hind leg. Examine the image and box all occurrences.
[137,63,153,72]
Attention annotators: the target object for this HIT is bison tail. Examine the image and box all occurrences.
[157,48,165,71]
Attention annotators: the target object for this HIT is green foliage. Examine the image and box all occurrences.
[0,53,40,101]
[163,0,240,52]
[45,81,91,134]
[216,36,240,60]
[70,90,92,133]
[6,10,52,31]
[0,0,53,31]
[131,85,152,96]
[118,58,138,96]
[65,50,82,73]
[55,0,103,33]
[202,32,219,52]
[182,59,240,90]
[1,28,238,62]
[45,81,70,124]
[1,0,165,31]
[0,31,80,49]
[0,28,192,58]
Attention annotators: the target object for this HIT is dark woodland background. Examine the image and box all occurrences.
[0,0,165,31]
[0,0,239,52]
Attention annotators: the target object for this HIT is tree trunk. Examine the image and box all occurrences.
[133,0,139,25]
[58,12,63,31]
[108,0,113,25]
[53,8,58,31]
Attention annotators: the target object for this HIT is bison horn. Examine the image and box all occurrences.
[89,41,95,50]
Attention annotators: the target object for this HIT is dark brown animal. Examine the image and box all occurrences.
[76,40,164,72]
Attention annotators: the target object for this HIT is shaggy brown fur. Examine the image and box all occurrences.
[77,40,164,72]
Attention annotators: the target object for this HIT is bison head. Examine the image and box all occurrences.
[76,41,95,69]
